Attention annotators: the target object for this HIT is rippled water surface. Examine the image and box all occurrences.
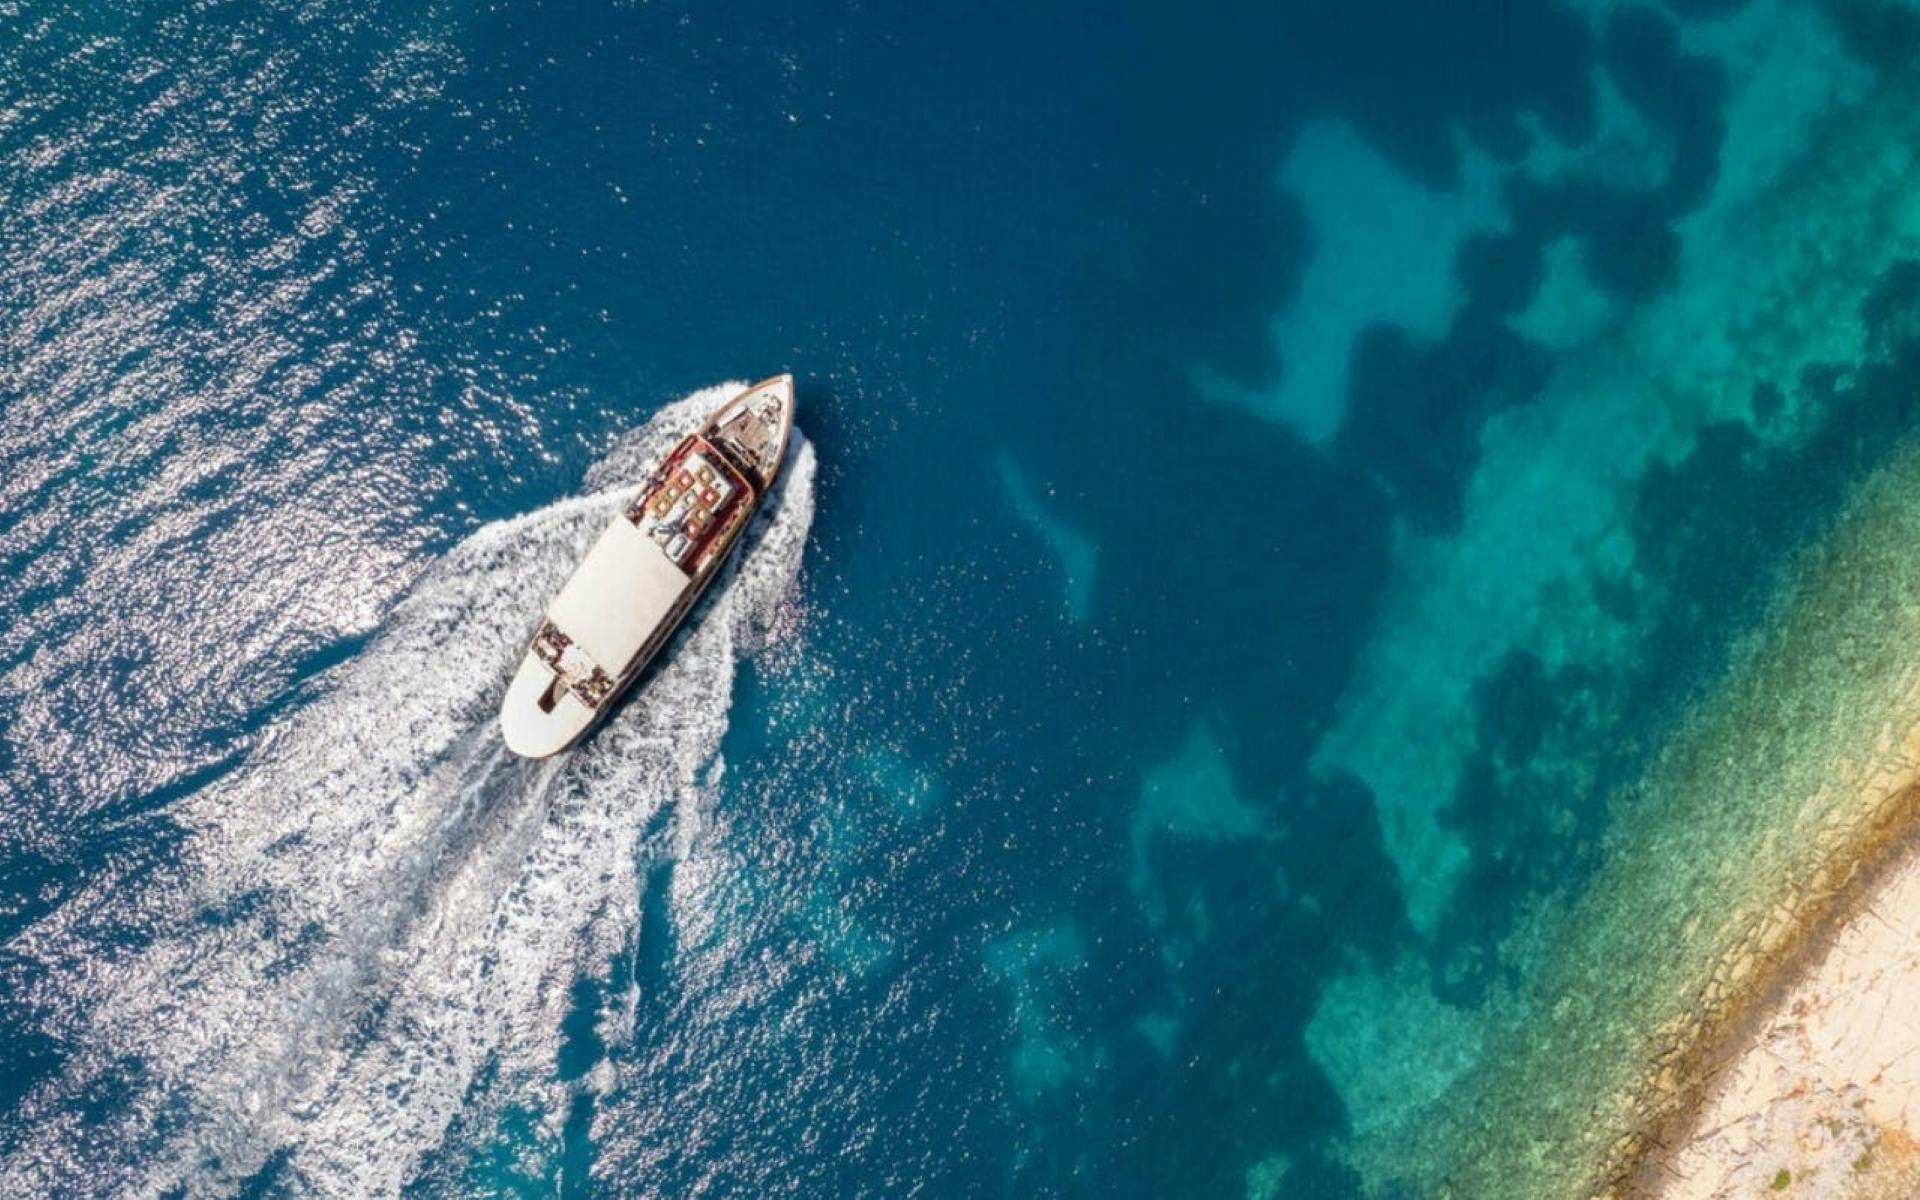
[9,1,1920,1196]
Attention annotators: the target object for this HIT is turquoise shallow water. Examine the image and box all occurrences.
[9,1,1920,1196]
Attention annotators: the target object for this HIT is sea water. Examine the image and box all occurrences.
[9,1,1920,1196]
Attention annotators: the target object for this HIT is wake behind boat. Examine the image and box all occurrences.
[499,375,795,757]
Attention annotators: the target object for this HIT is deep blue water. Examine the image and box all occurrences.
[9,0,1920,1195]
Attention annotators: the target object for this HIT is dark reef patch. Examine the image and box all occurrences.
[1603,5,1728,213]
[1624,275,1920,726]
[1824,0,1920,73]
[1337,316,1551,534]
[1324,2,1730,534]
[1079,768,1410,1197]
[1668,0,1750,16]
[1274,0,1597,190]
[1432,651,1613,1005]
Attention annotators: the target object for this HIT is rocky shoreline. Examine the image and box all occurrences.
[1611,764,1920,1197]
[1644,831,1920,1199]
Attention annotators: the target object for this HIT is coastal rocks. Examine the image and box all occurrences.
[1603,766,1920,1197]
[1638,850,1920,1198]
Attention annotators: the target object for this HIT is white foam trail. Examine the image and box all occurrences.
[2,384,815,1196]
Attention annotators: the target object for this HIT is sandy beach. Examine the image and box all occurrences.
[1641,836,1920,1199]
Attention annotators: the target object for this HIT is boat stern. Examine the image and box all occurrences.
[499,652,596,757]
[496,374,797,760]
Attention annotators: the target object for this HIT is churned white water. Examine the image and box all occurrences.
[2,385,815,1196]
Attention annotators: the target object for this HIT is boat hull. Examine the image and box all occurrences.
[498,375,794,758]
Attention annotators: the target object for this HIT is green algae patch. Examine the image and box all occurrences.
[1367,439,1920,1200]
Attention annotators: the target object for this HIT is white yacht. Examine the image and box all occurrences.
[499,375,796,757]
